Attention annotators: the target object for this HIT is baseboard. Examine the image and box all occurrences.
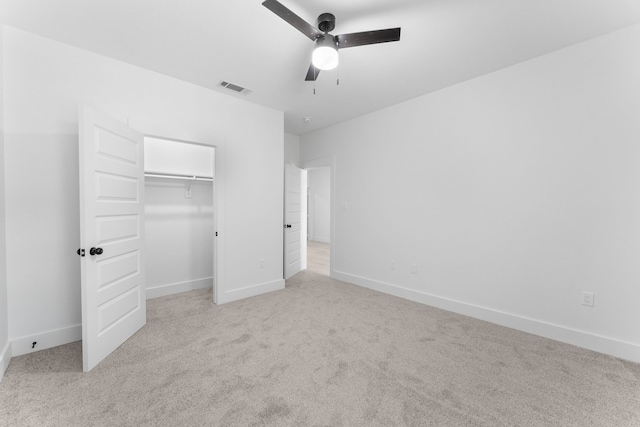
[0,340,11,383]
[217,278,285,304]
[11,324,81,357]
[310,237,330,244]
[146,277,213,300]
[333,271,640,364]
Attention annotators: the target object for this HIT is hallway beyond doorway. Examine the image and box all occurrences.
[307,241,329,276]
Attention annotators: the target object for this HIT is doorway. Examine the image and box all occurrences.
[306,166,331,276]
[283,158,334,279]
[143,137,215,299]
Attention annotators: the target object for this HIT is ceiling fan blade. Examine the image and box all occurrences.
[262,0,322,41]
[336,28,401,49]
[305,63,321,81]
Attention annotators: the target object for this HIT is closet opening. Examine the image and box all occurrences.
[143,136,216,300]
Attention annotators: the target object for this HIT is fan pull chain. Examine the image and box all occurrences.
[337,68,340,86]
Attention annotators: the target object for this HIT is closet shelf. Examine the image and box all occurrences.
[144,172,213,182]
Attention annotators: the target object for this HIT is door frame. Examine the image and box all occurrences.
[302,156,335,278]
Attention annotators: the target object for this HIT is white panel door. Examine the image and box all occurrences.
[79,106,146,372]
[284,163,302,279]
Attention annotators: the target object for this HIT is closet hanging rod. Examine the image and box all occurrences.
[144,172,213,181]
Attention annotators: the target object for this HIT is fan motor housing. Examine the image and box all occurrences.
[317,13,335,33]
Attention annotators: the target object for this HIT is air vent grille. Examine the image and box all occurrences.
[218,81,252,95]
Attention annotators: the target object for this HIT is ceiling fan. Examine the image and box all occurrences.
[262,0,401,81]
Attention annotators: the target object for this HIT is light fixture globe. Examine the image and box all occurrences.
[312,36,339,70]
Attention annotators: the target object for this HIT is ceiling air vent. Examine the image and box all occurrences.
[218,80,252,95]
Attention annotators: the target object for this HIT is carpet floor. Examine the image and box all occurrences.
[1,270,639,426]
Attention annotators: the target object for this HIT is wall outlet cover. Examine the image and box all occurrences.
[582,291,594,307]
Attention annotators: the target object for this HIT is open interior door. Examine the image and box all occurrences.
[284,163,303,279]
[79,106,146,372]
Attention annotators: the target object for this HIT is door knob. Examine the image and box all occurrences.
[89,247,104,256]
[284,224,292,228]
[77,248,85,257]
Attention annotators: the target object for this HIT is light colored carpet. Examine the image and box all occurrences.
[1,270,639,426]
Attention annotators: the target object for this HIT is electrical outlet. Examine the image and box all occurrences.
[582,292,594,307]
[390,260,396,270]
[260,259,264,268]
[410,264,418,275]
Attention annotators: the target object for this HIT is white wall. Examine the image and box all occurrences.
[3,26,284,356]
[0,25,11,381]
[284,132,300,167]
[308,167,331,243]
[301,24,640,362]
[145,179,213,298]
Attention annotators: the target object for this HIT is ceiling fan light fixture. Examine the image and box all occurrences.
[312,37,339,70]
[262,0,401,81]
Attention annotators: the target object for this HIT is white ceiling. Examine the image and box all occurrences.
[2,0,640,135]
